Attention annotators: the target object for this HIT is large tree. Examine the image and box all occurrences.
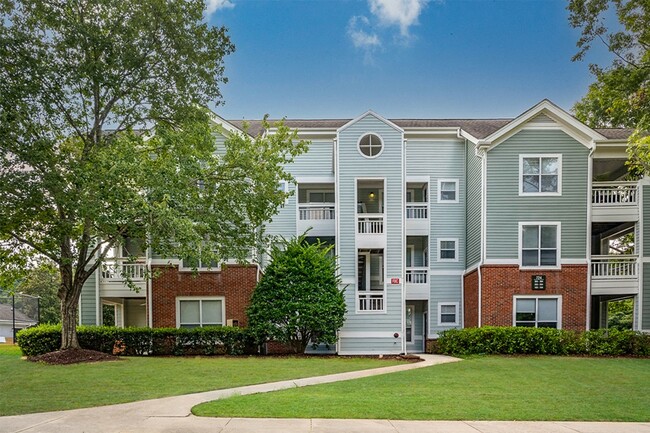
[568,0,650,172]
[0,0,307,350]
[247,235,346,354]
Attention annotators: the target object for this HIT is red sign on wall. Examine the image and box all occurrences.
[390,278,400,285]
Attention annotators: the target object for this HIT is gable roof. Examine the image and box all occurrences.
[0,303,37,324]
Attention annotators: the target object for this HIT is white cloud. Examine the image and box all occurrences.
[368,0,428,37]
[347,16,381,49]
[206,0,235,17]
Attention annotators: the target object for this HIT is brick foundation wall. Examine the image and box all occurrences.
[151,264,258,328]
[480,264,588,331]
[463,269,479,328]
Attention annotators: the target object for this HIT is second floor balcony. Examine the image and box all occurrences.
[297,203,336,236]
[99,258,147,297]
[591,255,639,295]
[591,182,639,222]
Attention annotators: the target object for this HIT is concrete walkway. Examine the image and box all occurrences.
[1,354,648,433]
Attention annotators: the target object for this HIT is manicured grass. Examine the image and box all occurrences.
[193,356,650,422]
[0,344,402,416]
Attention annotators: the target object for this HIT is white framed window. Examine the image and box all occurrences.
[519,154,562,196]
[278,180,289,204]
[307,190,335,203]
[519,222,560,269]
[176,296,225,328]
[438,238,458,262]
[357,133,384,158]
[438,302,459,326]
[438,179,459,203]
[513,296,562,328]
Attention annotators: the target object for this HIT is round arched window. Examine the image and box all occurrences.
[358,133,383,158]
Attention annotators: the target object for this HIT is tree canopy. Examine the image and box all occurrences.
[0,0,307,349]
[247,235,346,354]
[568,0,650,172]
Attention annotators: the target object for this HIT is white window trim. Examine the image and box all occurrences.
[437,179,459,203]
[438,302,459,326]
[437,238,459,262]
[278,180,289,204]
[519,154,562,196]
[512,295,563,329]
[175,296,226,328]
[518,221,561,270]
[356,132,385,159]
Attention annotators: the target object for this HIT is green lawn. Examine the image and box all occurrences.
[0,345,402,416]
[193,356,650,422]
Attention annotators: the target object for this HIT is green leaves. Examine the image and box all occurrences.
[247,235,346,354]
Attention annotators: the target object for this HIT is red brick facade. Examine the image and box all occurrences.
[463,264,588,331]
[151,264,258,328]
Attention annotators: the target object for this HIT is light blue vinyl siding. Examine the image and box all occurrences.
[466,143,482,267]
[80,271,97,325]
[429,274,462,334]
[337,114,403,340]
[339,337,402,354]
[291,140,334,177]
[486,129,589,260]
[640,263,650,331]
[642,185,650,256]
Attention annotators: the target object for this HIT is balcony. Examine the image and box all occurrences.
[591,182,639,222]
[358,292,384,312]
[99,258,147,297]
[297,203,335,236]
[591,255,639,295]
[356,214,385,248]
[405,267,428,300]
[406,203,429,235]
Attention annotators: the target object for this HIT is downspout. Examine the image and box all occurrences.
[478,146,487,327]
[333,136,341,354]
[586,145,595,330]
[401,136,407,354]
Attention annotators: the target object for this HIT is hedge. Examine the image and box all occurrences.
[436,326,650,356]
[16,325,256,357]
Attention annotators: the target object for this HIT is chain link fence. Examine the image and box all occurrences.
[0,291,39,343]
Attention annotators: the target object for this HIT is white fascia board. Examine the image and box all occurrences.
[207,111,250,137]
[477,99,605,151]
[337,110,404,134]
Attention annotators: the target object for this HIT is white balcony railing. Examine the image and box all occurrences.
[406,203,428,219]
[299,204,335,220]
[101,259,147,281]
[357,214,384,234]
[592,182,638,206]
[591,255,638,279]
[358,293,384,311]
[405,267,428,284]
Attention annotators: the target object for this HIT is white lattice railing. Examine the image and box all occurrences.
[358,293,384,311]
[592,182,638,206]
[357,214,384,234]
[591,255,638,279]
[299,204,335,220]
[101,259,146,281]
[405,267,428,284]
[406,204,428,219]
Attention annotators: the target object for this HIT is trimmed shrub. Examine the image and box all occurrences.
[436,326,650,356]
[16,325,255,357]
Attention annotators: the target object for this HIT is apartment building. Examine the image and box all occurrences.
[79,99,649,355]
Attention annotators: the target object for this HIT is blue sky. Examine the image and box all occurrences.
[208,0,613,120]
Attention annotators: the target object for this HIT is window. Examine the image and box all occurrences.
[358,133,383,158]
[177,297,224,328]
[438,179,459,203]
[438,238,458,262]
[308,190,335,203]
[405,305,414,342]
[520,155,561,195]
[278,181,289,204]
[514,296,561,328]
[438,302,459,326]
[520,223,560,268]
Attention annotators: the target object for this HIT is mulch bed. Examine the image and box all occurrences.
[28,349,122,365]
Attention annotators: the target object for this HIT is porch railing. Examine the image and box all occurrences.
[357,214,384,234]
[101,259,147,281]
[358,293,384,311]
[299,204,335,220]
[406,203,428,219]
[591,255,638,279]
[405,267,428,284]
[592,182,638,206]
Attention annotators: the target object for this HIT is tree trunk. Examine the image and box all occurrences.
[60,287,81,350]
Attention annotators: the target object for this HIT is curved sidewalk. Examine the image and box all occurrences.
[1,354,648,433]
